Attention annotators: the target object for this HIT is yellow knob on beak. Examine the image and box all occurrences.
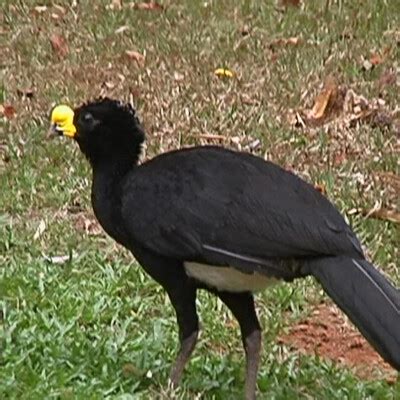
[49,105,77,138]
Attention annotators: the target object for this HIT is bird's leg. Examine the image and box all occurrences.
[167,284,199,387]
[217,291,262,400]
[135,253,199,387]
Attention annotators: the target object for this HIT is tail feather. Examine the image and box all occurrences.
[308,256,400,370]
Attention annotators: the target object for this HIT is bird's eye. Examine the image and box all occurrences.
[79,111,99,131]
[83,112,94,122]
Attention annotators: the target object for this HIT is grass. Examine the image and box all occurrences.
[1,0,399,398]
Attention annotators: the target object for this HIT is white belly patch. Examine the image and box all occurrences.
[184,262,276,293]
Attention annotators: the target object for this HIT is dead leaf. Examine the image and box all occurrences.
[363,208,400,224]
[131,2,163,10]
[370,53,384,66]
[286,37,301,45]
[0,104,16,119]
[370,47,391,66]
[33,5,47,14]
[309,75,338,120]
[125,50,145,66]
[196,133,228,140]
[50,34,69,58]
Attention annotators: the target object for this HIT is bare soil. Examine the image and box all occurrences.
[278,302,398,383]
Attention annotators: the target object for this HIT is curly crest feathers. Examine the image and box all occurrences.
[74,97,145,166]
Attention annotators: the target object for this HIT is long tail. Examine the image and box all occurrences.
[307,256,400,370]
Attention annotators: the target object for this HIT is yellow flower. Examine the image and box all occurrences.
[214,68,234,78]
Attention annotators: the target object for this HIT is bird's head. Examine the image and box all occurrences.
[49,98,145,166]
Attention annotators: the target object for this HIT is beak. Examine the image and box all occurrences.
[49,104,77,139]
[47,123,63,139]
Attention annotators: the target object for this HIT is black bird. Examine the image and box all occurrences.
[49,98,400,399]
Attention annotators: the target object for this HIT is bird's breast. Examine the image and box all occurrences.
[184,262,277,293]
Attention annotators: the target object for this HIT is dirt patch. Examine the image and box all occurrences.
[278,302,398,383]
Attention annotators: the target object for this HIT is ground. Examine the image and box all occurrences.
[278,303,397,383]
[1,1,399,399]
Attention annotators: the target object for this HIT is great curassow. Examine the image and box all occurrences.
[49,98,400,399]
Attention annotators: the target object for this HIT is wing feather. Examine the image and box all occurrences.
[121,147,363,277]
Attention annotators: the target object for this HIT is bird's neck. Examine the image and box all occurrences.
[90,159,135,246]
[92,157,135,182]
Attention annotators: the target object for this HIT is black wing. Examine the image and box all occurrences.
[121,147,363,278]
